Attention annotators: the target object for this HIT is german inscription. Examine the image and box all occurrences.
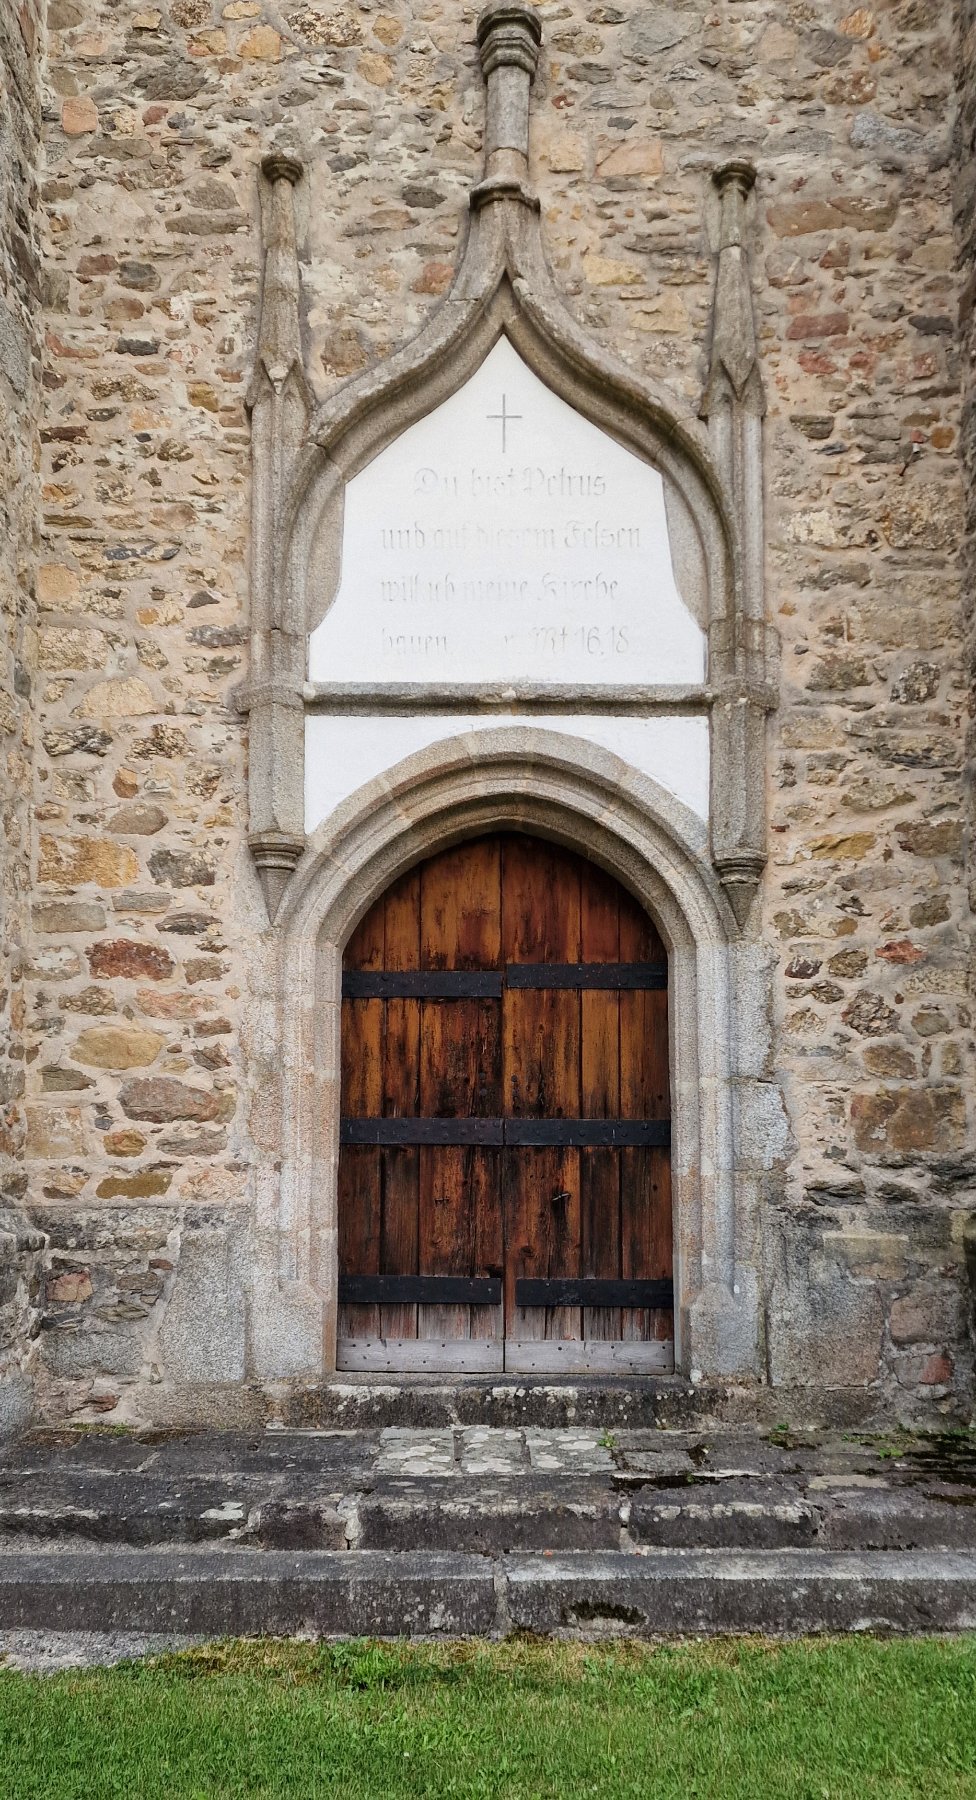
[308,338,705,685]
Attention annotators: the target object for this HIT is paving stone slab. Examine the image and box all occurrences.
[458,1428,527,1474]
[0,1432,161,1476]
[0,1630,208,1673]
[142,1431,380,1477]
[0,1468,357,1550]
[376,1429,458,1475]
[0,1430,379,1479]
[525,1429,614,1473]
[504,1549,976,1637]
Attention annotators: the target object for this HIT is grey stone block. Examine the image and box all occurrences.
[504,1549,976,1637]
[158,1220,248,1384]
[245,1497,348,1551]
[286,1379,713,1433]
[357,1479,624,1554]
[0,1550,499,1637]
[0,1372,32,1442]
[820,1487,976,1552]
[629,1480,820,1549]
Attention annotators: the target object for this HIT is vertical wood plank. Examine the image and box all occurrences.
[419,840,502,1342]
[580,861,621,1341]
[338,903,385,1340]
[380,868,421,1341]
[502,834,581,1342]
[619,898,672,1342]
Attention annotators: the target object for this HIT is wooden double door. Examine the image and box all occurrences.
[337,833,673,1374]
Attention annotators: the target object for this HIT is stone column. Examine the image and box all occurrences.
[473,2,542,207]
[246,152,311,920]
[701,160,770,928]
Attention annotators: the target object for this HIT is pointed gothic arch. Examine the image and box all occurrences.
[246,728,769,1386]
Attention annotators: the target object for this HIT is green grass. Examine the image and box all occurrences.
[2,1636,976,1799]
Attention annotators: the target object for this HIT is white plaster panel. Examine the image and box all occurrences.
[308,338,705,687]
[304,715,710,833]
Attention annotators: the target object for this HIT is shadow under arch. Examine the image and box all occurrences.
[252,729,761,1386]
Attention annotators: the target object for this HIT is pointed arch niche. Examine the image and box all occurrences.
[241,3,780,1387]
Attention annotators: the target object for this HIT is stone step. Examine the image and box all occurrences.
[1,1546,975,1640]
[4,1424,974,1580]
[2,1468,973,1555]
[278,1377,885,1432]
[279,1378,708,1431]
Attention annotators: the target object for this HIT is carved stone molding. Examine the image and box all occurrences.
[242,1,774,930]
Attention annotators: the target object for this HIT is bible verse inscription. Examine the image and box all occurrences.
[308,338,704,686]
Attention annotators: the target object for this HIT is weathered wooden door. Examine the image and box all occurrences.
[337,834,673,1374]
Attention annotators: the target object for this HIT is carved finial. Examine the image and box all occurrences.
[701,159,764,418]
[477,2,542,77]
[248,152,311,406]
[471,2,542,212]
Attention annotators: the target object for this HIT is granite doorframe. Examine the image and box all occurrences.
[248,730,771,1387]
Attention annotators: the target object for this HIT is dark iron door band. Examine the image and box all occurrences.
[505,1119,670,1148]
[516,1278,674,1309]
[342,1117,504,1146]
[340,1118,671,1148]
[342,963,667,998]
[339,1274,502,1306]
[343,970,503,999]
[505,962,667,991]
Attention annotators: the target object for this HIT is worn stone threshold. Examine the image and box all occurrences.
[273,1374,885,1431]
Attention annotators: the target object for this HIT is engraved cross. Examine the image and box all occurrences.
[487,393,521,452]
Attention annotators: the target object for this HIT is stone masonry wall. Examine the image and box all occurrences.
[0,0,45,1436]
[25,0,976,1423]
[956,0,976,1352]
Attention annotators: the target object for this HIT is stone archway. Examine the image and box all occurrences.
[247,729,772,1387]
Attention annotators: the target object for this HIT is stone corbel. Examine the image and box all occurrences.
[701,160,770,929]
[245,151,312,920]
